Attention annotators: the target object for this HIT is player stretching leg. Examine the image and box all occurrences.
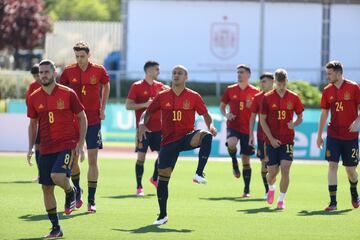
[139,65,217,224]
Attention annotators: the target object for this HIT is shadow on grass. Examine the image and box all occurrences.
[17,238,49,240]
[113,225,193,234]
[17,237,63,240]
[0,180,34,184]
[297,209,352,216]
[237,207,282,214]
[104,194,156,199]
[200,196,265,203]
[19,211,90,222]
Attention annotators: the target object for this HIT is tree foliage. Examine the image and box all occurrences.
[44,0,120,21]
[0,0,52,50]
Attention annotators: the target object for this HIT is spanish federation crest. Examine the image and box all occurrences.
[326,150,331,158]
[183,99,190,110]
[57,99,64,110]
[287,102,293,110]
[210,16,239,60]
[344,91,350,100]
[90,75,97,85]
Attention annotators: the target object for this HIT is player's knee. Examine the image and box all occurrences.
[72,163,80,174]
[42,185,53,194]
[201,132,213,146]
[328,162,338,171]
[88,158,98,167]
[345,167,357,181]
[136,159,145,165]
[227,145,237,153]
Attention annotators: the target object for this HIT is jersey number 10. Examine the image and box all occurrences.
[172,110,182,121]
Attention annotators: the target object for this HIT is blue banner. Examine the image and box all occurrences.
[102,104,330,160]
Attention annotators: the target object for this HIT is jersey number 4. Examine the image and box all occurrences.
[82,85,86,95]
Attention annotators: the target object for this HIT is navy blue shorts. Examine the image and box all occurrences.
[136,131,161,153]
[39,149,73,185]
[326,136,359,167]
[86,124,103,150]
[158,130,200,169]
[226,128,254,156]
[266,144,293,166]
[257,139,266,160]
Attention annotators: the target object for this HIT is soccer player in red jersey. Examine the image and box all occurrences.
[139,65,217,225]
[260,69,304,209]
[126,61,166,196]
[316,60,360,211]
[59,41,110,212]
[220,64,260,197]
[27,60,87,238]
[249,72,274,199]
[25,64,42,180]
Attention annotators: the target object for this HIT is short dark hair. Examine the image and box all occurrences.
[143,61,159,72]
[236,64,251,74]
[30,64,39,74]
[260,72,274,80]
[39,59,56,71]
[274,69,288,82]
[326,60,343,74]
[73,41,90,54]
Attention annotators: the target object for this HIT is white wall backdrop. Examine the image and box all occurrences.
[126,0,360,83]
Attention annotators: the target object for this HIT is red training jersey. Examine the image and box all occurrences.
[25,81,41,106]
[59,62,109,125]
[260,89,304,144]
[127,79,165,131]
[221,84,260,134]
[27,84,84,155]
[147,88,208,146]
[250,91,265,141]
[320,79,360,140]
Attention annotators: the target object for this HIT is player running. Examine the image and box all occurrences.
[260,69,304,209]
[126,61,166,196]
[220,64,260,197]
[27,59,87,238]
[249,72,274,199]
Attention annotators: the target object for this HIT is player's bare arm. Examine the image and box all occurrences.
[26,118,38,166]
[138,110,151,141]
[248,112,257,146]
[316,109,329,149]
[219,102,235,121]
[203,112,217,136]
[76,110,88,162]
[260,113,281,148]
[125,98,153,110]
[349,107,360,132]
[288,113,303,129]
[100,82,110,120]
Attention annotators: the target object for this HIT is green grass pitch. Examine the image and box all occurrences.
[0,155,359,239]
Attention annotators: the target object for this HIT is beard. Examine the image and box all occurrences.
[41,77,54,86]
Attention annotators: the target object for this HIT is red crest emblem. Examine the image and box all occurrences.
[210,16,239,60]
